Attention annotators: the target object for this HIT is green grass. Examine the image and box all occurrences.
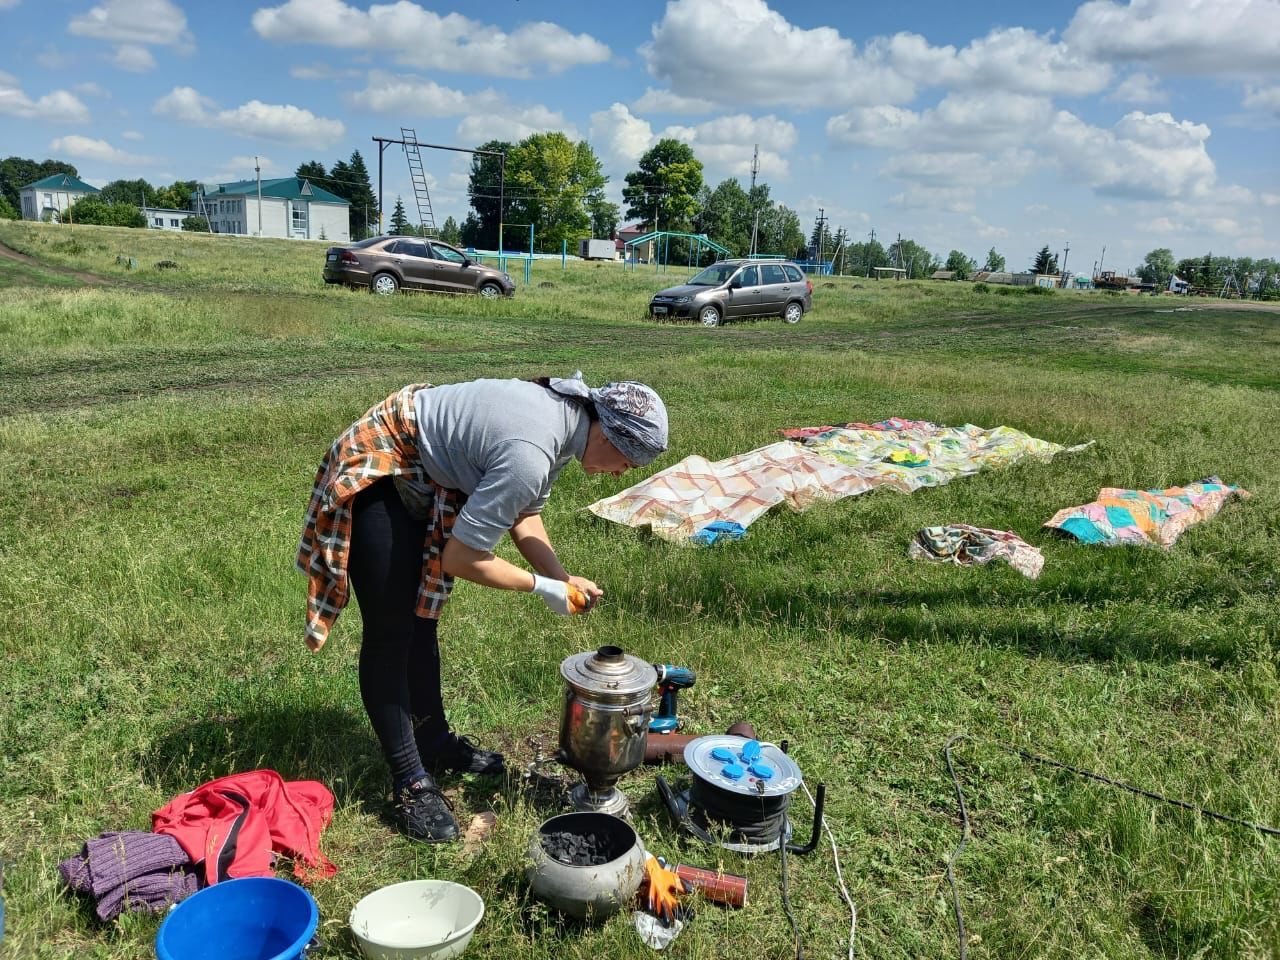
[1,223,1279,959]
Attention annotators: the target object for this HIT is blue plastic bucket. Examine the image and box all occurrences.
[155,877,318,960]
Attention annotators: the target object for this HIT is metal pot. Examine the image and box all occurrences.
[558,646,654,784]
[525,812,646,922]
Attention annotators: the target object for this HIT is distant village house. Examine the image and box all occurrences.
[193,177,349,241]
[19,173,99,221]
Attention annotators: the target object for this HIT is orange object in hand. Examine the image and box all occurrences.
[567,584,592,614]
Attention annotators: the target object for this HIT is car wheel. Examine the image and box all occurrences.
[478,282,502,299]
[371,272,399,295]
[783,301,804,324]
[698,304,722,327]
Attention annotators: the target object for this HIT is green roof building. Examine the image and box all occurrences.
[19,173,100,221]
[192,177,350,241]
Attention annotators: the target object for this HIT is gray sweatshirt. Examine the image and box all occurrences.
[412,379,591,552]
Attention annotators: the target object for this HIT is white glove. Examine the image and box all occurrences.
[531,575,574,615]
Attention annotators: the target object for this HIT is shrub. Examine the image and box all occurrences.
[973,282,989,294]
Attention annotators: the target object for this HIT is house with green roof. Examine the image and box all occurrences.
[20,173,99,221]
[193,177,349,241]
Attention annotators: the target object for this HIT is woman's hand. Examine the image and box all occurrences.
[567,575,602,609]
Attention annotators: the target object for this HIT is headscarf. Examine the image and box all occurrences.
[547,372,669,466]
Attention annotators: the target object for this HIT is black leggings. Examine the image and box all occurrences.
[348,478,449,787]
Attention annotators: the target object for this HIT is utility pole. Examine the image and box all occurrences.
[896,232,904,272]
[255,156,262,237]
[1060,241,1070,286]
[867,227,877,277]
[1098,244,1106,277]
[749,144,760,256]
[815,207,828,267]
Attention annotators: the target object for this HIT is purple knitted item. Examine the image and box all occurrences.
[59,831,197,921]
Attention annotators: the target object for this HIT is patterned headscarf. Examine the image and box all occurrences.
[547,372,669,466]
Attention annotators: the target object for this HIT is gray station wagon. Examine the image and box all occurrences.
[323,235,515,298]
[649,258,813,326]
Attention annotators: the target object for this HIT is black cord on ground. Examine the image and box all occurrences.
[942,734,1280,959]
[779,833,804,960]
[942,734,971,960]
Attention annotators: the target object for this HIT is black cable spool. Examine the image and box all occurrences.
[688,773,792,847]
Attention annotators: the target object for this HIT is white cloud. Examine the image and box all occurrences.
[889,185,977,214]
[200,155,280,186]
[644,0,1109,110]
[73,81,110,98]
[590,103,795,178]
[1066,0,1280,74]
[969,216,1008,239]
[883,149,1035,188]
[121,129,143,140]
[630,88,714,115]
[1107,71,1167,104]
[827,92,1051,152]
[349,71,504,117]
[1243,85,1280,115]
[154,86,345,147]
[1262,193,1280,207]
[251,0,610,77]
[1042,110,1218,200]
[111,43,156,71]
[456,103,576,145]
[37,46,75,69]
[0,71,90,123]
[68,0,190,46]
[0,0,21,8]
[49,134,153,165]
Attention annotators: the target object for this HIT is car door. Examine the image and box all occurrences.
[724,265,762,318]
[392,239,433,289]
[758,263,791,314]
[425,242,471,294]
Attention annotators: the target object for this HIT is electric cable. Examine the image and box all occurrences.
[942,735,971,960]
[688,776,790,846]
[942,735,1280,960]
[802,780,856,960]
[779,833,803,960]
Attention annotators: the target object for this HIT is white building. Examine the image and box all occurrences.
[193,177,349,241]
[19,173,99,221]
[142,206,194,232]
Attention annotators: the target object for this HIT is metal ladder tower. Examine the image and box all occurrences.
[400,127,438,236]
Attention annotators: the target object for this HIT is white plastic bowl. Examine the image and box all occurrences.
[349,880,484,960]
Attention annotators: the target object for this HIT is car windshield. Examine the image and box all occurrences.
[688,263,739,285]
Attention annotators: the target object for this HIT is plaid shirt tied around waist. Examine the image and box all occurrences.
[296,384,464,651]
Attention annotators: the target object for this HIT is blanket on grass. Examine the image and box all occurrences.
[587,419,1090,543]
[908,525,1045,579]
[1044,480,1249,548]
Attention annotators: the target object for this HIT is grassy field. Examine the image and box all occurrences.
[1,220,1278,960]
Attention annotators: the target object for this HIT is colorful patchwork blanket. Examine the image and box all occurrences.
[1044,481,1249,548]
[586,419,1091,543]
[908,525,1045,579]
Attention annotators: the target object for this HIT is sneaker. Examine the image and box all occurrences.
[423,733,506,777]
[392,777,459,843]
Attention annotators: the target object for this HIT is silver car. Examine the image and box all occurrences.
[649,258,813,327]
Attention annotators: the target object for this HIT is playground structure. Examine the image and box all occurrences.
[623,230,731,272]
[749,252,834,276]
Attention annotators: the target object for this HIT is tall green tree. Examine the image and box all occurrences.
[622,139,703,235]
[890,237,939,278]
[587,194,620,239]
[296,160,327,182]
[344,150,377,239]
[464,139,512,251]
[438,215,461,246]
[756,200,804,261]
[692,178,750,253]
[99,178,159,207]
[388,197,411,235]
[0,196,18,220]
[1032,245,1059,275]
[983,247,1006,272]
[155,180,198,209]
[504,133,608,252]
[1138,248,1176,287]
[844,238,889,276]
[0,156,79,212]
[945,249,976,280]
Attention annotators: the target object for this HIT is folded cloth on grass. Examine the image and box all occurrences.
[153,769,336,887]
[59,831,196,921]
[1044,480,1249,548]
[588,419,1090,543]
[909,525,1044,579]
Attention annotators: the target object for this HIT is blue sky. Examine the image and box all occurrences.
[2,0,1278,271]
